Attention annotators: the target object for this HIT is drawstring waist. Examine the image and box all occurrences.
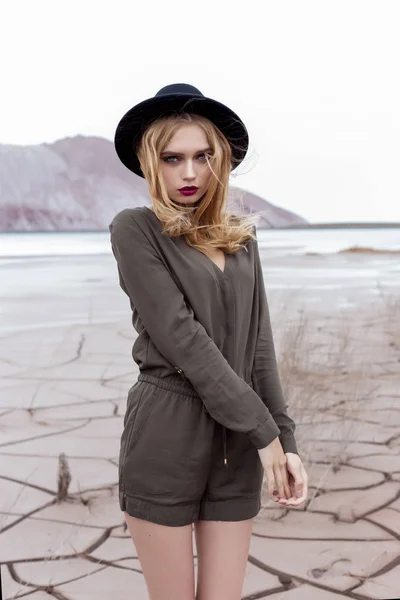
[222,427,227,466]
[138,369,254,468]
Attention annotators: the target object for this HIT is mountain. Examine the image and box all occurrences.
[0,136,308,231]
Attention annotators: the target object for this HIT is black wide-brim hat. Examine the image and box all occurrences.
[114,83,249,178]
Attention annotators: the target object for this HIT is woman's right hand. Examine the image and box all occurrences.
[258,437,307,506]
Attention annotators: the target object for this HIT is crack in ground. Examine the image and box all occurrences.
[252,532,390,542]
[242,584,287,599]
[308,475,392,494]
[247,554,372,599]
[0,474,56,496]
[1,528,116,567]
[83,553,142,574]
[0,499,56,535]
[2,513,120,531]
[345,551,400,592]
[8,560,107,599]
[0,483,118,535]
[0,398,124,412]
[0,418,91,448]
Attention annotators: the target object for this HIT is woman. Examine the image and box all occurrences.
[109,83,308,600]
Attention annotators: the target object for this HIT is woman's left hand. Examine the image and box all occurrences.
[274,452,308,507]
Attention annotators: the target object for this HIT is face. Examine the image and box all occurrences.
[159,123,213,207]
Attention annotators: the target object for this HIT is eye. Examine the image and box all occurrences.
[199,152,213,162]
[162,153,210,163]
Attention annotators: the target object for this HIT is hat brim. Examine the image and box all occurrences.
[114,94,249,177]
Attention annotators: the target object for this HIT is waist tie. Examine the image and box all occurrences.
[139,369,253,468]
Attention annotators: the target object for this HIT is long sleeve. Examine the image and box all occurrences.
[252,228,299,455]
[109,209,281,450]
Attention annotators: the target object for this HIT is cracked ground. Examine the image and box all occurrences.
[0,250,399,599]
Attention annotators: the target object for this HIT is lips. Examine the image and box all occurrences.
[178,186,199,197]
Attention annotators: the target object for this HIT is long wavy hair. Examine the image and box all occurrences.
[136,113,262,255]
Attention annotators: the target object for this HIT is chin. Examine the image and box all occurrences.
[172,197,200,207]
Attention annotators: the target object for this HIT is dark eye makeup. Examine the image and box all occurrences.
[162,153,209,164]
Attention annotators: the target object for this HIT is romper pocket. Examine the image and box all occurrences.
[119,383,146,476]
[125,392,158,455]
[119,382,158,481]
[122,385,214,502]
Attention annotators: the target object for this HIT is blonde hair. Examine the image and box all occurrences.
[136,113,262,255]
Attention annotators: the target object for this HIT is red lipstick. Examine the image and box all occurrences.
[178,186,198,196]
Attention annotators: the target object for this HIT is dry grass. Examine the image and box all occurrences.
[260,285,400,512]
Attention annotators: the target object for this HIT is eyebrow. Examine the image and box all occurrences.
[160,147,212,156]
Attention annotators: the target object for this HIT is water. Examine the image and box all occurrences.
[0,227,399,260]
[0,227,399,334]
[257,227,400,255]
[0,231,110,261]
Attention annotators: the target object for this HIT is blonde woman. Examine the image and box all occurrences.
[109,83,308,600]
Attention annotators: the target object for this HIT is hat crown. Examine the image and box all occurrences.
[155,83,204,98]
[114,83,248,177]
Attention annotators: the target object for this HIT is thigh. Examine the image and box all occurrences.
[125,513,195,600]
[194,519,253,600]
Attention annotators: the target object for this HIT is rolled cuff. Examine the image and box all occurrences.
[247,415,281,449]
[280,433,299,456]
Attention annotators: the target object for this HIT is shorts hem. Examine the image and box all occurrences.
[198,494,261,522]
[120,490,199,527]
[119,490,261,525]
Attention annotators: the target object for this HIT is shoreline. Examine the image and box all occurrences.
[1,222,400,234]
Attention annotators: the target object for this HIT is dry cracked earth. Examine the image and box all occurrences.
[0,291,400,599]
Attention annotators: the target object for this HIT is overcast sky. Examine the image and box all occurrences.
[1,0,399,223]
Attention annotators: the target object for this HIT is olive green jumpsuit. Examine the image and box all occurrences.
[109,206,298,527]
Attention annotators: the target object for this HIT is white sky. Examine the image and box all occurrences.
[1,0,399,223]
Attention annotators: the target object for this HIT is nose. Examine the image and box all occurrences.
[182,159,196,182]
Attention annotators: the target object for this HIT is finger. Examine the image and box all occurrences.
[269,472,281,503]
[266,468,277,502]
[277,472,291,504]
[287,471,297,501]
[273,465,287,501]
[295,464,308,498]
[282,474,301,505]
[301,463,309,484]
[292,466,306,500]
[288,469,302,501]
[281,465,291,500]
[300,465,309,497]
[285,490,307,506]
[285,470,308,506]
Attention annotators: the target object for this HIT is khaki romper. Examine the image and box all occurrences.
[109,206,298,527]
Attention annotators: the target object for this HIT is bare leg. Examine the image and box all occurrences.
[124,512,195,600]
[194,519,253,600]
